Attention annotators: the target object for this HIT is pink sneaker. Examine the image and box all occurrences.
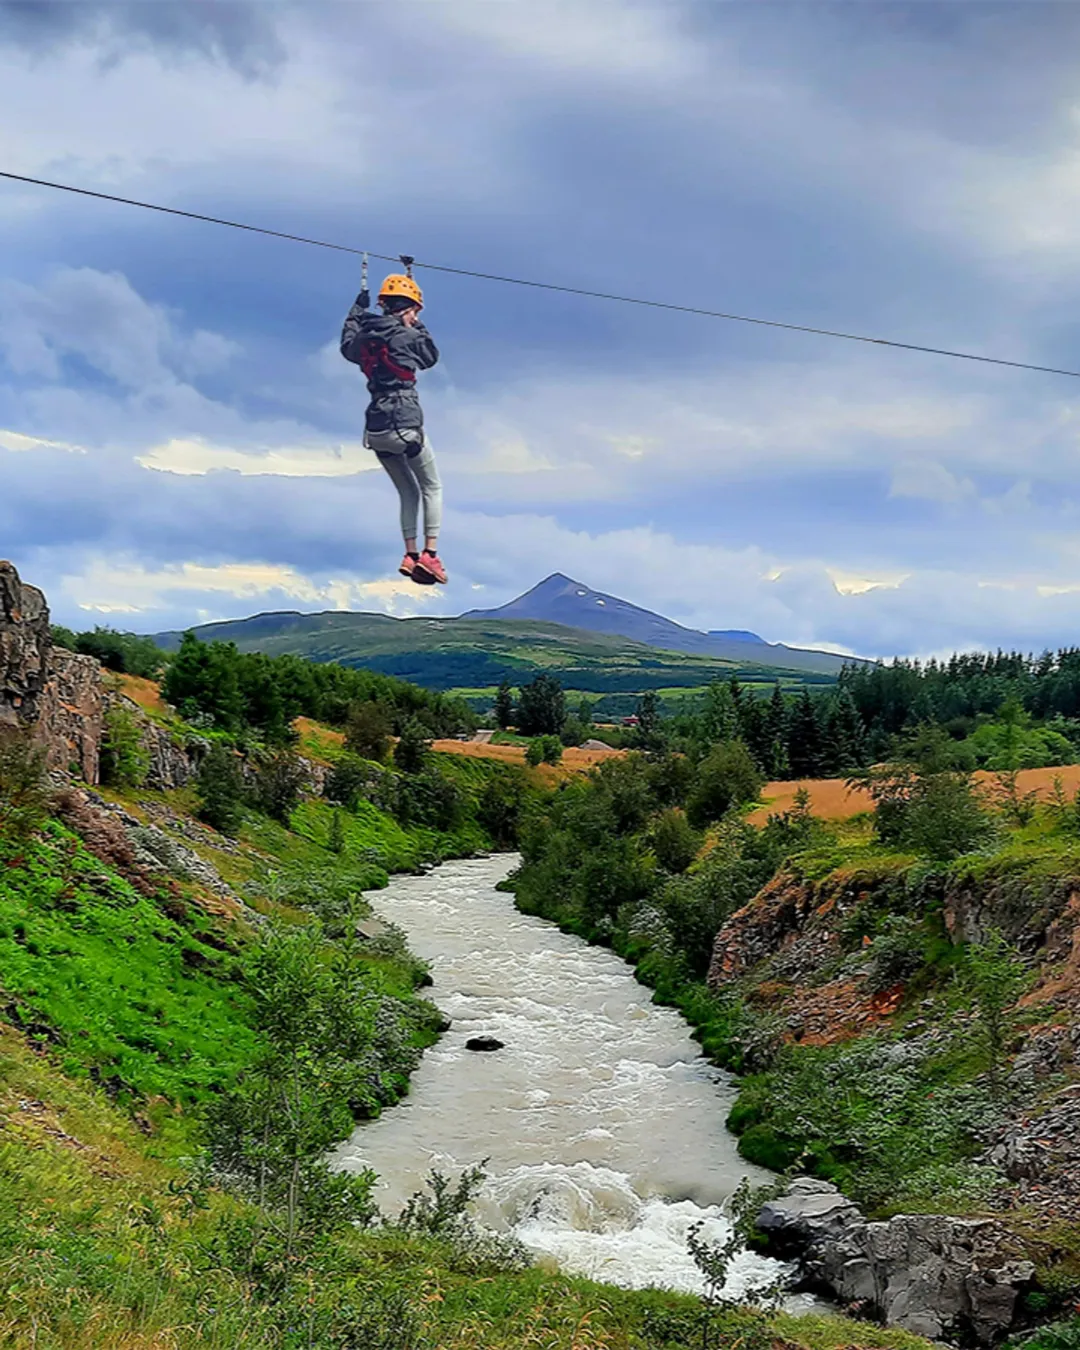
[414,550,448,585]
[398,553,419,579]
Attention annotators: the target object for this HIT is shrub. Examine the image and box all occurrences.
[0,729,50,840]
[652,807,701,873]
[326,753,382,810]
[251,751,306,825]
[526,734,562,766]
[344,700,392,762]
[865,915,926,993]
[195,742,246,836]
[99,704,149,788]
[862,755,993,860]
[962,930,1029,1094]
[686,740,763,827]
[394,767,465,831]
[559,716,590,748]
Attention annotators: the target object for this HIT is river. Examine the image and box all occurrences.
[331,855,787,1297]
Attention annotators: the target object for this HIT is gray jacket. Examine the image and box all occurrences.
[340,298,439,434]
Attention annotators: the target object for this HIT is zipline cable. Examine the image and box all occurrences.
[3,167,1079,380]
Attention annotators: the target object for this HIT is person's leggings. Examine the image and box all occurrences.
[366,430,443,545]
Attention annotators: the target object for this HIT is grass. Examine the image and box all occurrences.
[0,824,258,1113]
[0,1021,934,1350]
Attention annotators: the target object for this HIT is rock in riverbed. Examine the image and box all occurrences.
[757,1178,1035,1343]
[465,1036,505,1052]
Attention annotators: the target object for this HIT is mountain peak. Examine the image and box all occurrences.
[461,577,863,673]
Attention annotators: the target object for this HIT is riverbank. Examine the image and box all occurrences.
[509,752,1080,1343]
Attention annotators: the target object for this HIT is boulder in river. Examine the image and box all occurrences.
[466,1035,505,1052]
[757,1177,1035,1344]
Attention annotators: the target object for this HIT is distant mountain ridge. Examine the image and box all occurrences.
[462,573,861,674]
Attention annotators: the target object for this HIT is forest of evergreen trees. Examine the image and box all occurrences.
[162,633,476,743]
[659,649,1080,780]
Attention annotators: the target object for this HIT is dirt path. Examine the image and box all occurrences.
[748,763,1080,825]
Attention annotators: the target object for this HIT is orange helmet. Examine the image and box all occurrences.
[378,274,423,309]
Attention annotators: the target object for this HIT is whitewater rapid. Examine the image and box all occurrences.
[331,855,787,1297]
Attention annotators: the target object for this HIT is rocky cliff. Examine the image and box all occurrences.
[708,857,1080,1340]
[0,560,103,781]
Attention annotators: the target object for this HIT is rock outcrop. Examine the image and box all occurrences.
[0,561,52,726]
[757,1178,1035,1343]
[0,561,104,781]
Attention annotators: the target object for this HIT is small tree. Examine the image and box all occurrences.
[963,930,1028,1095]
[0,730,49,841]
[196,742,246,837]
[344,701,391,763]
[652,807,701,873]
[516,674,566,737]
[393,718,431,775]
[100,704,149,789]
[686,740,763,827]
[477,769,528,847]
[493,680,515,731]
[328,808,346,854]
[251,750,306,825]
[634,691,665,750]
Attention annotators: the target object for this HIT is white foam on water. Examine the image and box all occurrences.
[477,1160,780,1296]
[332,856,788,1297]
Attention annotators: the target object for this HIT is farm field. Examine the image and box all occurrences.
[749,762,1080,824]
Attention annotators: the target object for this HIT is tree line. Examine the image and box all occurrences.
[163,633,476,743]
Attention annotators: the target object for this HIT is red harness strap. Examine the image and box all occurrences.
[359,339,416,384]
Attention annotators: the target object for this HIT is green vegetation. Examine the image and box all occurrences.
[510,731,1080,1330]
[155,609,833,697]
[0,681,928,1350]
[51,623,166,678]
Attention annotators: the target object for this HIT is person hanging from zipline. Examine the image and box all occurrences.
[340,259,447,585]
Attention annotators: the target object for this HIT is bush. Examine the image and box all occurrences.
[326,754,384,810]
[559,716,590,748]
[862,752,993,860]
[395,767,466,831]
[686,740,763,827]
[526,735,563,766]
[250,750,306,825]
[195,742,246,836]
[99,704,149,788]
[0,729,50,840]
[652,807,701,873]
[344,700,392,762]
[865,915,926,993]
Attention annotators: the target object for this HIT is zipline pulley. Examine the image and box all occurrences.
[359,250,369,309]
[399,254,415,278]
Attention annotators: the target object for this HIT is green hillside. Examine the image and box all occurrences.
[153,611,839,697]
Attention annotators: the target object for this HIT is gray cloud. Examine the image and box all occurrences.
[0,1,286,75]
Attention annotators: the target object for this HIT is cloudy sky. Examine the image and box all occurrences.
[4,0,1080,656]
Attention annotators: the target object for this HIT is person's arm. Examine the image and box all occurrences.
[340,293,370,364]
[393,320,439,371]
